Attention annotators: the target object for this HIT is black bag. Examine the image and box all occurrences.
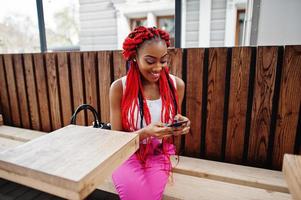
[70,104,111,129]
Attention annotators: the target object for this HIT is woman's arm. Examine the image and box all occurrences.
[175,76,185,108]
[109,79,123,131]
[173,76,191,135]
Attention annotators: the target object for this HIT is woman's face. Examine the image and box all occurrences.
[136,39,168,83]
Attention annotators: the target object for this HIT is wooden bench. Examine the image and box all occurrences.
[0,117,45,152]
[283,154,301,200]
[0,115,292,200]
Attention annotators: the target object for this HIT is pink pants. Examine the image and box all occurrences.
[112,139,175,200]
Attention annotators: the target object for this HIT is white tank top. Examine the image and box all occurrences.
[121,74,177,129]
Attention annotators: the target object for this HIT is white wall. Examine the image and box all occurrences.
[198,0,211,47]
[79,0,121,51]
[185,0,200,47]
[257,0,301,45]
[210,0,226,47]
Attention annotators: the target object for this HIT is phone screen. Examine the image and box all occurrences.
[167,120,188,127]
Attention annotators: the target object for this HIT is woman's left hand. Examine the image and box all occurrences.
[171,114,191,136]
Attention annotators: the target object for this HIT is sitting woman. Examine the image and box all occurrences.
[109,26,190,200]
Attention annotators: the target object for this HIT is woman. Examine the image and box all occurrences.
[109,26,190,200]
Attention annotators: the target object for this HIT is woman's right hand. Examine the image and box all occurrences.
[139,122,173,140]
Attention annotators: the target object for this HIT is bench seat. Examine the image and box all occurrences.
[171,156,288,193]
[0,125,46,142]
[0,117,45,152]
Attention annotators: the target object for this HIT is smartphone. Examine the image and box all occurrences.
[167,119,189,128]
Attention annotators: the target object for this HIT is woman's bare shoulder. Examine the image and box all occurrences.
[110,75,127,92]
[173,75,185,90]
[110,77,124,100]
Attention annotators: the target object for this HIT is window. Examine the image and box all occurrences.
[0,0,40,53]
[130,18,147,31]
[235,9,246,46]
[157,16,175,47]
[43,0,79,51]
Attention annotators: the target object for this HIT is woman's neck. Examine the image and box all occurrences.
[141,78,160,100]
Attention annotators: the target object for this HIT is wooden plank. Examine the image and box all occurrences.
[205,48,228,160]
[23,54,41,131]
[164,173,290,200]
[248,47,278,167]
[45,53,62,130]
[0,125,139,200]
[70,52,86,126]
[184,48,204,157]
[168,48,183,79]
[113,50,126,80]
[272,46,301,169]
[57,52,72,127]
[171,156,288,193]
[33,54,51,132]
[0,125,45,142]
[98,51,112,123]
[0,137,24,152]
[98,172,291,200]
[13,54,31,129]
[83,52,98,125]
[283,154,301,200]
[225,47,252,163]
[3,54,21,127]
[0,55,11,125]
[168,48,183,154]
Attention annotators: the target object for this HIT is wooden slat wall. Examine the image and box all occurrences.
[113,51,126,80]
[33,54,52,132]
[98,51,112,123]
[0,46,300,170]
[225,47,252,163]
[57,52,72,127]
[185,48,204,157]
[0,55,11,125]
[24,54,40,131]
[247,47,278,167]
[4,54,21,127]
[272,46,301,168]
[205,48,228,160]
[70,52,85,126]
[14,54,31,129]
[46,53,62,130]
[83,52,98,125]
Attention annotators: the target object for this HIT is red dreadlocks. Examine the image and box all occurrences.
[121,26,180,164]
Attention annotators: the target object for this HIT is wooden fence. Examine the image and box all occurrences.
[0,46,300,170]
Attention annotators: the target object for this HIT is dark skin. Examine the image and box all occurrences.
[109,39,190,141]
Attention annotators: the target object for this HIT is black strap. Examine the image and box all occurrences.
[70,104,101,128]
[138,91,144,128]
